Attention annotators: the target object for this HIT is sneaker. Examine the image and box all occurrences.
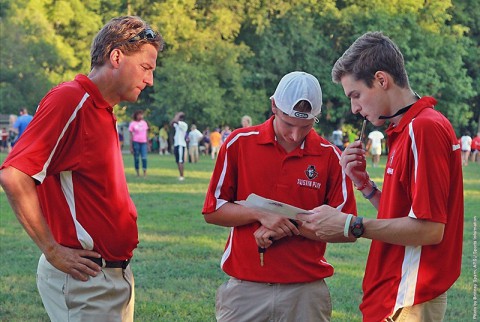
[179,176,185,181]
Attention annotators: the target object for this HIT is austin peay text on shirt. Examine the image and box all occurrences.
[297,165,322,189]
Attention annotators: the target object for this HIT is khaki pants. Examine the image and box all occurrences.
[37,254,134,322]
[386,292,447,322]
[216,277,332,322]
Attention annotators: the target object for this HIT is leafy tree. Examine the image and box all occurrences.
[0,0,477,137]
[238,1,344,133]
[145,0,264,130]
[450,0,480,134]
[0,0,102,114]
[329,0,475,133]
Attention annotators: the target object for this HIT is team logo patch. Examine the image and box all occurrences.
[305,165,318,180]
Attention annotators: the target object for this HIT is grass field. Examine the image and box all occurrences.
[0,151,478,321]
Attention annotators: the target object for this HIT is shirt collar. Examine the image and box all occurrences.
[75,74,111,110]
[386,96,437,135]
[256,116,322,156]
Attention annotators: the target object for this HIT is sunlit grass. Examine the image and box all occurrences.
[0,152,479,321]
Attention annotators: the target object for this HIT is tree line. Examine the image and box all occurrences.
[1,0,478,136]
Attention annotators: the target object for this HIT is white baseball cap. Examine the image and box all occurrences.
[270,71,322,120]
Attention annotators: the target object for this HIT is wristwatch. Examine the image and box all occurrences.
[362,181,378,200]
[350,216,365,238]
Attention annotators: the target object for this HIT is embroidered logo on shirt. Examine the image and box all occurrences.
[305,165,318,180]
[297,165,322,189]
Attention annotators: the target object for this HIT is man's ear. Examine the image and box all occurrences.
[110,48,123,68]
[374,71,389,88]
[271,99,277,114]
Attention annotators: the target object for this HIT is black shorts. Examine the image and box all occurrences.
[174,146,185,163]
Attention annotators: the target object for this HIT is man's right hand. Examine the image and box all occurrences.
[340,140,368,187]
[45,244,102,281]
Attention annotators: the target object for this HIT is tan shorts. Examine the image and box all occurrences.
[216,277,332,322]
[386,292,447,322]
[370,145,382,155]
[36,254,134,322]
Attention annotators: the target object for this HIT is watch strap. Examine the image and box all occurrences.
[362,181,378,200]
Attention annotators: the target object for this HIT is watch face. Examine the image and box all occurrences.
[351,217,364,238]
[352,225,362,237]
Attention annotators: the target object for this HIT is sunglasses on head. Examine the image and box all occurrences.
[128,28,157,43]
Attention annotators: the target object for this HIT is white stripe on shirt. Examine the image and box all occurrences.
[394,119,422,312]
[60,171,94,250]
[321,143,348,211]
[32,93,93,251]
[32,93,90,183]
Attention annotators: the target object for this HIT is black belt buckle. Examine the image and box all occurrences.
[119,259,130,269]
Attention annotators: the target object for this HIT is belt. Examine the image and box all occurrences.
[84,256,130,269]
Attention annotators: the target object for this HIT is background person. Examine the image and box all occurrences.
[129,109,149,177]
[471,132,480,163]
[203,71,357,322]
[12,107,33,146]
[221,125,232,143]
[332,127,344,151]
[366,130,384,167]
[159,123,169,155]
[0,16,163,321]
[460,131,472,166]
[241,115,252,128]
[171,112,188,180]
[298,31,463,322]
[187,124,203,163]
[0,127,7,152]
[209,127,222,159]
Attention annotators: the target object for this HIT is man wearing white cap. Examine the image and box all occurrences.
[202,71,357,321]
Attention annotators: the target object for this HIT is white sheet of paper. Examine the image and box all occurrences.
[235,193,312,219]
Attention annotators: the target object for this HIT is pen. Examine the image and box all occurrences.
[258,236,275,267]
[258,247,265,266]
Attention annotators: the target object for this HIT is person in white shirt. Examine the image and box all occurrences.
[332,128,344,151]
[366,130,385,167]
[171,112,188,180]
[187,124,204,163]
[460,132,472,166]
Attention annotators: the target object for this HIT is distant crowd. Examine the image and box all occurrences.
[0,108,33,153]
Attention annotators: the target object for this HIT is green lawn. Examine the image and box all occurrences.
[0,152,478,321]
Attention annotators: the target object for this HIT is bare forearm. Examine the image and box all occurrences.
[0,167,58,254]
[297,205,444,246]
[204,202,300,242]
[362,216,444,246]
[299,224,356,243]
[203,202,261,227]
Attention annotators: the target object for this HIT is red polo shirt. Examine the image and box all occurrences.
[1,75,138,261]
[203,117,357,283]
[360,97,464,321]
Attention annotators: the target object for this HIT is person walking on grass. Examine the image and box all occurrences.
[366,129,384,168]
[129,109,149,177]
[297,31,463,322]
[460,131,472,166]
[209,127,222,159]
[0,16,163,322]
[188,124,203,163]
[203,71,357,321]
[171,111,188,180]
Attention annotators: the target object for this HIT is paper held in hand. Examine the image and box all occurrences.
[235,193,312,219]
